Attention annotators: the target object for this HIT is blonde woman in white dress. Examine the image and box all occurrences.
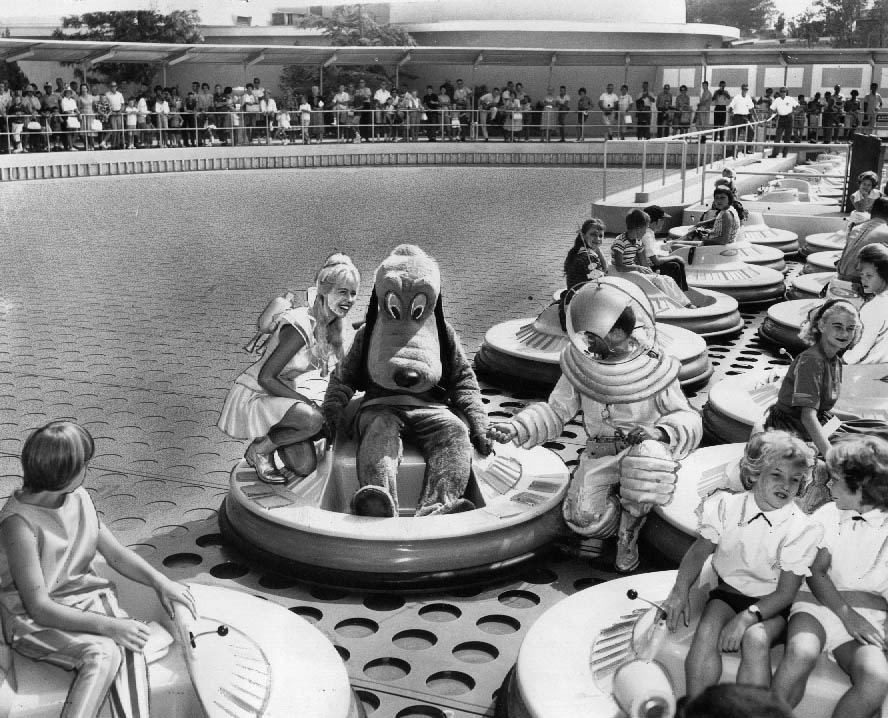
[218,254,360,483]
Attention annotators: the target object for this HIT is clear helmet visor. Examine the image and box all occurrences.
[565,279,658,365]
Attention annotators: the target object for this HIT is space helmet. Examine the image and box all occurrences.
[560,277,680,403]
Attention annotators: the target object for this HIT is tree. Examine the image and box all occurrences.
[686,0,777,35]
[52,11,203,86]
[815,0,866,46]
[280,5,415,100]
[0,61,29,91]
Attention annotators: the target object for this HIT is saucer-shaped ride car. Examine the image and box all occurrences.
[804,250,842,274]
[220,431,570,589]
[1,578,363,718]
[473,299,713,394]
[701,365,888,444]
[787,271,837,300]
[799,228,847,256]
[759,289,862,353]
[668,244,786,304]
[740,178,840,206]
[497,570,862,718]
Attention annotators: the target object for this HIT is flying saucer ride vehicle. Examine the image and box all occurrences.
[497,571,862,718]
[474,274,721,393]
[1,576,363,718]
[219,371,571,590]
[670,211,798,260]
[700,365,888,444]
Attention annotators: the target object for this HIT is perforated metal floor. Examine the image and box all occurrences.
[0,167,803,718]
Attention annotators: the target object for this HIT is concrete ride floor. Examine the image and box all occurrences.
[0,166,795,717]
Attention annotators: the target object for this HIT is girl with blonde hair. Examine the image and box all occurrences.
[218,253,361,483]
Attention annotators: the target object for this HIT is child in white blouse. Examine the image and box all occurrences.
[773,435,888,718]
[662,430,821,699]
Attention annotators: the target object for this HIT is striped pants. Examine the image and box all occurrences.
[10,590,149,718]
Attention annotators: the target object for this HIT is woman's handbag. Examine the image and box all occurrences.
[26,121,42,131]
[66,115,81,129]
[90,119,103,132]
[624,114,633,124]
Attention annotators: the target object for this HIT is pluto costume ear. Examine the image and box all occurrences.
[434,292,452,385]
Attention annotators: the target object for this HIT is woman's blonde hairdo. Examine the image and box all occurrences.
[312,253,361,370]
[798,298,862,348]
[739,429,815,492]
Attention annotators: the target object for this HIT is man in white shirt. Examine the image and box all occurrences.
[769,87,798,158]
[598,83,619,140]
[728,83,756,156]
[373,81,392,140]
[101,81,126,149]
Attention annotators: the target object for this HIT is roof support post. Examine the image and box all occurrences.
[323,52,338,68]
[547,53,557,88]
[623,53,631,86]
[5,48,34,63]
[246,51,265,67]
[166,49,193,66]
[397,52,411,67]
[779,51,788,88]
[87,50,116,66]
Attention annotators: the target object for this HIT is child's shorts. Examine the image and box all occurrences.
[790,594,887,657]
[708,582,790,621]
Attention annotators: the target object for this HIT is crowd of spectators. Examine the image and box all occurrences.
[0,74,882,153]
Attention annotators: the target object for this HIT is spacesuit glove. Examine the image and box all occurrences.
[619,453,680,507]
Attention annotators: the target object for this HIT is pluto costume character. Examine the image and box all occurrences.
[489,278,702,571]
[323,245,491,517]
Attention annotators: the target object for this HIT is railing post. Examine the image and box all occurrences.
[602,139,608,201]
[662,139,668,185]
[680,140,688,204]
[640,141,647,193]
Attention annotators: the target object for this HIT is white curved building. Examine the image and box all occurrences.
[388,0,737,48]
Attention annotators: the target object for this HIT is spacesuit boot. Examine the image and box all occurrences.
[615,509,647,573]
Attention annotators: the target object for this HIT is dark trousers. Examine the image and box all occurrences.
[729,115,752,155]
[655,259,688,291]
[770,116,793,157]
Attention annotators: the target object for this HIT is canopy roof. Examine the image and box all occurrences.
[3,38,887,70]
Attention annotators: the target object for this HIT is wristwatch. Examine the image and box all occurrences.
[746,604,763,623]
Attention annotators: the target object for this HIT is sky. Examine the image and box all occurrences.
[771,0,812,20]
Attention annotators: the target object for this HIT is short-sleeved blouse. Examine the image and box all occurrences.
[810,502,888,597]
[699,490,822,597]
[706,206,741,245]
[771,343,841,418]
[565,247,605,289]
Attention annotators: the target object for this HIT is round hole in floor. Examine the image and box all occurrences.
[498,589,541,608]
[477,614,521,634]
[288,606,323,623]
[395,706,447,718]
[162,552,202,569]
[426,670,475,696]
[209,561,249,580]
[364,594,406,612]
[452,641,499,663]
[195,533,224,547]
[258,573,301,589]
[309,585,350,601]
[334,618,379,638]
[356,690,380,714]
[392,629,438,650]
[363,657,411,681]
[418,603,462,622]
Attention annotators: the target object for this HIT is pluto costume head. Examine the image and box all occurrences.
[323,244,491,518]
